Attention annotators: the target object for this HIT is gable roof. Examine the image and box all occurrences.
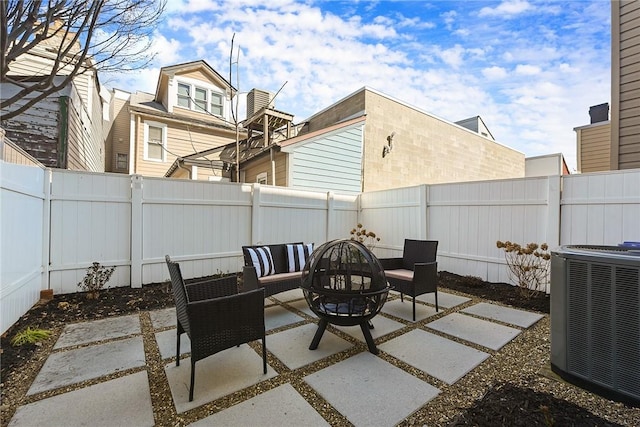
[153,60,235,102]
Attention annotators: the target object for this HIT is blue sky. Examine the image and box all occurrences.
[103,0,612,172]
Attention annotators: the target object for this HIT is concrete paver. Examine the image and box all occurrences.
[155,328,190,360]
[265,304,305,331]
[304,352,440,427]
[10,372,154,427]
[149,307,176,329]
[189,383,330,427]
[379,329,489,384]
[28,336,146,395]
[333,315,406,342]
[461,302,544,328]
[381,298,438,322]
[416,291,471,308]
[427,313,521,351]
[53,314,140,349]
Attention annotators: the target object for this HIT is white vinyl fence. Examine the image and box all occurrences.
[2,161,639,334]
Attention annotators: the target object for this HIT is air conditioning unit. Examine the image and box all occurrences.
[246,88,274,118]
[551,245,640,405]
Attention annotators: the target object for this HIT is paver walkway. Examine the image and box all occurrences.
[8,290,544,427]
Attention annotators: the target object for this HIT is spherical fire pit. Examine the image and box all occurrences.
[301,239,390,354]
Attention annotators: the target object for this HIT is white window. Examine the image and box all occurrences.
[256,172,268,184]
[210,92,223,116]
[144,121,167,162]
[194,87,207,112]
[177,83,191,108]
[116,153,128,170]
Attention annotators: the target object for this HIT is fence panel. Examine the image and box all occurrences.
[428,176,557,285]
[1,162,46,334]
[48,170,132,294]
[141,178,252,283]
[561,169,640,245]
[359,185,427,258]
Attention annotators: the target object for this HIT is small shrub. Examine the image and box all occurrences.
[496,240,551,299]
[349,223,381,251]
[77,262,115,299]
[11,327,52,346]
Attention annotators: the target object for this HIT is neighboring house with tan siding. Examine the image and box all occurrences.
[0,26,106,171]
[574,119,611,173]
[611,0,640,170]
[105,60,243,179]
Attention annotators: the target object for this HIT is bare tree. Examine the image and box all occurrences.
[1,0,165,120]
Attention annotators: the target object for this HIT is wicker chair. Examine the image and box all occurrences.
[379,239,438,321]
[165,256,267,402]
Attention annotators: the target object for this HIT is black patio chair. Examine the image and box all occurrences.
[165,255,267,402]
[378,239,438,321]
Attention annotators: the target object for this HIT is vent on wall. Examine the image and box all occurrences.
[246,89,274,118]
[551,245,640,405]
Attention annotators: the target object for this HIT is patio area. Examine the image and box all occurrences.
[5,287,590,427]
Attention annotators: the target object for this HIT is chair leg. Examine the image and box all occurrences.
[435,290,439,312]
[262,336,267,374]
[189,359,195,402]
[400,292,404,302]
[176,331,181,367]
[412,297,416,322]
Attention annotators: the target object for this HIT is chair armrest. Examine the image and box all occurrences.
[186,275,238,301]
[413,262,438,287]
[187,288,266,337]
[242,265,259,292]
[379,257,403,270]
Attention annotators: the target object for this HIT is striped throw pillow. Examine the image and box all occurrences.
[246,246,276,277]
[286,243,313,272]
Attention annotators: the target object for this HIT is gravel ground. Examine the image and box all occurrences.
[1,273,639,426]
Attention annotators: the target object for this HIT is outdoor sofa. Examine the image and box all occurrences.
[242,242,314,298]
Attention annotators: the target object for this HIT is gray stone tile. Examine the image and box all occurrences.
[416,291,471,309]
[271,288,305,303]
[149,308,176,329]
[304,352,440,427]
[427,313,521,351]
[188,383,329,427]
[380,299,438,322]
[165,344,277,413]
[10,372,153,427]
[28,337,146,395]
[461,302,544,328]
[265,304,305,331]
[332,315,405,342]
[288,298,317,318]
[268,324,352,370]
[53,315,140,349]
[155,329,190,360]
[379,329,489,384]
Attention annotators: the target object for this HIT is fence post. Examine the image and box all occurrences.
[547,175,561,250]
[130,175,143,288]
[251,184,261,244]
[326,191,335,241]
[42,169,51,292]
[420,184,429,239]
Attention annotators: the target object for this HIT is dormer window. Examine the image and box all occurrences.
[175,80,224,117]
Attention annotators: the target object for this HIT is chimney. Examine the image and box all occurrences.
[589,103,609,124]
[246,89,274,118]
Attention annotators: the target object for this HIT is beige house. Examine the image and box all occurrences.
[0,22,107,171]
[612,0,640,170]
[231,87,524,193]
[105,60,243,179]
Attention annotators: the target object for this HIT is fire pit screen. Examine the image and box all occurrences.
[301,239,390,354]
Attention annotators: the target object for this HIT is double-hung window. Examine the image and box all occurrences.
[210,92,223,116]
[144,121,166,162]
[194,87,208,112]
[177,83,191,108]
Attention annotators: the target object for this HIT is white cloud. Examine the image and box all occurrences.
[515,64,541,75]
[478,0,532,18]
[483,66,508,80]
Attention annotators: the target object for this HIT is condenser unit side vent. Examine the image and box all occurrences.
[247,89,274,117]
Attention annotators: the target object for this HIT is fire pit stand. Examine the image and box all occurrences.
[301,239,390,354]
